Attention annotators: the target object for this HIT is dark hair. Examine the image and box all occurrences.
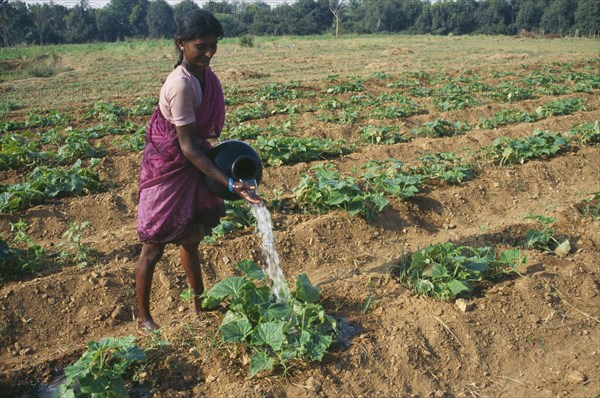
[174,10,224,68]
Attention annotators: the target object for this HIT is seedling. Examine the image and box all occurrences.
[524,213,570,255]
[59,221,97,268]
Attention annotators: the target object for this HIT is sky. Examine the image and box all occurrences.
[22,0,297,8]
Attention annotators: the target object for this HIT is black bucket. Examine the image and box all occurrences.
[205,140,263,200]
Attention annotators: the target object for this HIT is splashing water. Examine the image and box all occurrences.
[249,201,290,303]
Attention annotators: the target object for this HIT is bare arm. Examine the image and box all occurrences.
[176,123,262,204]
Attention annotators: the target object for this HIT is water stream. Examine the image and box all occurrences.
[249,202,290,303]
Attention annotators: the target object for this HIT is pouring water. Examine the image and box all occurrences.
[243,178,290,303]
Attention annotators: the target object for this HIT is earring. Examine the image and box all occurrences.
[180,47,184,50]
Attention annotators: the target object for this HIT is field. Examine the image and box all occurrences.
[0,34,599,397]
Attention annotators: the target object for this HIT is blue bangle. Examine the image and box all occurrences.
[228,177,234,193]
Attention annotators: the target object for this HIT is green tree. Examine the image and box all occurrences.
[29,3,68,44]
[1,0,33,46]
[474,0,511,34]
[515,0,547,32]
[173,0,199,25]
[95,8,119,41]
[129,0,148,37]
[540,0,577,35]
[203,1,235,15]
[574,0,600,36]
[146,0,174,38]
[64,0,97,43]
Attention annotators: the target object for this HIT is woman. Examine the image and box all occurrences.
[135,10,261,335]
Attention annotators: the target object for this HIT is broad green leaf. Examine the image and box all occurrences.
[306,333,333,361]
[462,261,489,272]
[221,311,252,342]
[113,345,147,362]
[295,274,320,303]
[237,259,266,281]
[260,303,293,322]
[242,285,272,308]
[202,276,250,308]
[249,351,275,378]
[414,278,434,295]
[251,321,285,351]
[447,279,472,296]
[499,249,523,266]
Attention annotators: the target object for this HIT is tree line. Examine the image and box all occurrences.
[0,0,598,47]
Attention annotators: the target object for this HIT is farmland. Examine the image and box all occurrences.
[0,34,599,397]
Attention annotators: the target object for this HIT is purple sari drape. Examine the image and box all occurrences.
[137,67,226,244]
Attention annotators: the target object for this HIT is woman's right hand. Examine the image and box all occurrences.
[232,180,263,204]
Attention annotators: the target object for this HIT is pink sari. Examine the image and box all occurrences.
[137,67,226,244]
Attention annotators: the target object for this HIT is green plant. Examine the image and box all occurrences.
[372,103,421,119]
[491,81,535,102]
[412,119,471,138]
[395,242,525,301]
[203,201,255,244]
[59,221,97,268]
[239,35,254,48]
[524,213,570,254]
[293,163,388,221]
[228,103,269,123]
[360,159,423,199]
[258,82,302,100]
[130,97,158,116]
[568,121,600,146]
[0,221,48,282]
[54,336,147,398]
[181,288,196,302]
[477,109,540,129]
[482,130,568,166]
[535,97,585,118]
[414,152,475,184]
[326,79,365,94]
[359,125,409,145]
[432,83,476,111]
[0,159,100,213]
[577,192,600,220]
[255,135,353,166]
[201,260,338,377]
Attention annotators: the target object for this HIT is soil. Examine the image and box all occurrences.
[0,38,599,398]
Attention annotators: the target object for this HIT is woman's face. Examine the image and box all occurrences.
[180,34,219,73]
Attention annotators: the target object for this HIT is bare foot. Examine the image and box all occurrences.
[136,319,160,336]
